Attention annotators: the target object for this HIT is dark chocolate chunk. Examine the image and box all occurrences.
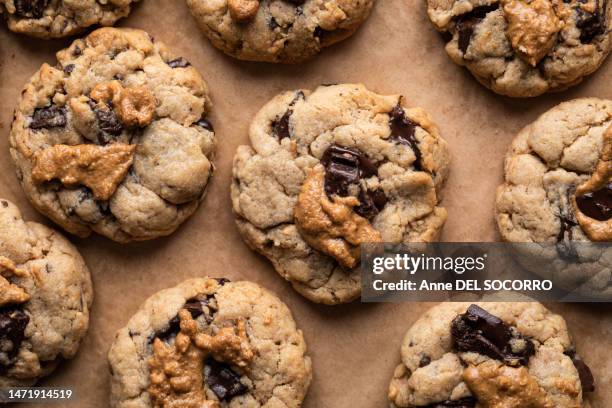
[454,5,499,53]
[564,349,595,393]
[451,304,535,366]
[284,0,305,4]
[424,397,477,408]
[167,57,191,68]
[419,353,432,368]
[204,358,248,401]
[576,0,607,44]
[195,117,214,132]
[14,0,48,18]
[354,188,388,219]
[153,315,181,343]
[0,307,30,370]
[94,105,123,138]
[389,103,422,171]
[271,91,305,140]
[268,17,280,30]
[215,278,230,285]
[576,183,612,221]
[63,64,75,74]
[29,105,67,130]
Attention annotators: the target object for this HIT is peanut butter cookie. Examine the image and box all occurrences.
[496,98,611,298]
[0,0,141,39]
[0,199,93,388]
[108,278,312,408]
[9,27,216,243]
[388,302,594,408]
[231,84,450,304]
[426,0,611,97]
[185,0,375,63]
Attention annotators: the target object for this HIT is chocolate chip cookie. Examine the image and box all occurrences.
[0,0,141,39]
[388,302,595,407]
[0,199,93,387]
[426,0,611,97]
[231,84,450,304]
[496,98,611,297]
[9,27,216,243]
[185,0,375,63]
[108,278,312,408]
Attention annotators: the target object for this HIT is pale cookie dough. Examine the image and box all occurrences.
[496,98,611,298]
[185,0,375,63]
[0,199,93,388]
[426,0,612,97]
[388,302,595,408]
[108,278,312,408]
[0,0,141,39]
[9,27,216,243]
[231,84,450,304]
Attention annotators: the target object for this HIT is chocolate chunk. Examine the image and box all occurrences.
[419,353,432,367]
[284,0,305,4]
[29,106,67,130]
[576,183,611,221]
[63,64,75,74]
[94,105,123,139]
[454,5,499,53]
[215,277,230,285]
[204,358,248,401]
[14,0,48,18]
[576,0,607,44]
[451,304,535,366]
[564,350,595,393]
[167,57,191,68]
[424,397,477,408]
[0,307,30,370]
[195,117,214,132]
[354,188,388,219]
[183,295,208,319]
[271,91,304,140]
[389,103,422,171]
[153,315,181,343]
[556,216,578,260]
[268,17,280,30]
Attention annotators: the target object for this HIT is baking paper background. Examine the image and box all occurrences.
[0,0,611,406]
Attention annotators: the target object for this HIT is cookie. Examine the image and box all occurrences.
[426,0,612,97]
[388,302,595,408]
[496,98,611,297]
[231,84,450,304]
[108,277,312,408]
[9,27,216,243]
[0,0,141,39]
[0,199,93,388]
[185,0,375,63]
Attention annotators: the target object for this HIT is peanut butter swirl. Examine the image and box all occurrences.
[0,256,29,306]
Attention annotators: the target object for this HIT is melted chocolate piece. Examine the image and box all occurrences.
[454,5,499,53]
[556,216,578,260]
[424,397,477,408]
[576,0,607,43]
[195,117,214,132]
[419,353,432,368]
[0,308,30,371]
[204,358,248,401]
[272,91,305,140]
[63,64,75,74]
[14,0,48,18]
[451,304,535,366]
[93,103,123,139]
[29,106,67,130]
[576,183,612,221]
[167,57,191,68]
[389,104,422,171]
[564,349,595,393]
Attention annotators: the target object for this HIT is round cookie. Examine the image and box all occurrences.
[185,0,375,63]
[426,0,612,97]
[496,98,611,297]
[0,199,93,387]
[0,0,141,39]
[388,302,595,408]
[231,84,450,304]
[9,27,216,243]
[108,277,312,408]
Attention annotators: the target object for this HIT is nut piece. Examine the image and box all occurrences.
[502,0,563,66]
[148,309,253,408]
[228,0,260,22]
[0,256,30,306]
[31,143,136,201]
[463,360,553,408]
[294,165,382,268]
[91,81,156,128]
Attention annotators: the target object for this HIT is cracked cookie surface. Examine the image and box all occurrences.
[0,0,141,39]
[426,0,612,97]
[185,0,375,63]
[0,199,93,388]
[108,277,312,408]
[496,98,611,297]
[231,84,450,304]
[9,27,216,243]
[388,302,594,408]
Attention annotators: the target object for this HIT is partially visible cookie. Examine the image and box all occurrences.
[0,199,93,388]
[388,302,594,408]
[9,28,216,243]
[496,98,611,297]
[185,0,375,63]
[231,84,450,304]
[0,0,141,39]
[426,0,612,97]
[108,278,312,408]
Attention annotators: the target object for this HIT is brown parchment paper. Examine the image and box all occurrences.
[0,0,611,406]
